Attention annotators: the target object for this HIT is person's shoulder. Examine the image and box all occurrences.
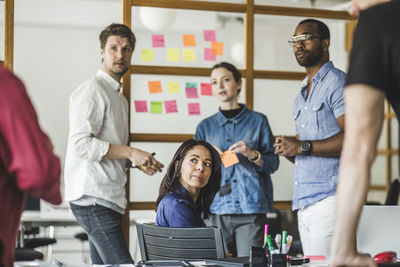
[246,108,268,121]
[328,65,347,81]
[70,75,104,101]
[197,112,219,126]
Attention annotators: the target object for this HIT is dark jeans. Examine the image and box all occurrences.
[205,214,267,257]
[70,203,133,264]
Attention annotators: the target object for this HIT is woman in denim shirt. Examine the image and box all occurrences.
[194,62,279,256]
[156,139,221,228]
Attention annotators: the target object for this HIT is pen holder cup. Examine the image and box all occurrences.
[268,253,289,267]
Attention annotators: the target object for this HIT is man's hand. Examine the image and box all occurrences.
[349,0,390,16]
[130,148,164,175]
[274,136,302,157]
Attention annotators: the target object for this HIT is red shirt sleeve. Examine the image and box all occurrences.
[0,68,61,204]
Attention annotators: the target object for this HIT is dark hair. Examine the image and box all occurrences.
[156,139,221,220]
[211,62,242,94]
[99,23,136,50]
[298,19,330,40]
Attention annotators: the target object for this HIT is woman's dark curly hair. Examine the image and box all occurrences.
[155,139,221,220]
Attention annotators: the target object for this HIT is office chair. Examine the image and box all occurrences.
[136,223,225,261]
[384,178,400,205]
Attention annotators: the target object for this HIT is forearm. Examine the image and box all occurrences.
[104,144,133,159]
[308,132,344,157]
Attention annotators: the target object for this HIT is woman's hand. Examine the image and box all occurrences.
[228,141,255,159]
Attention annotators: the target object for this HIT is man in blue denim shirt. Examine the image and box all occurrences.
[274,19,346,258]
[195,62,279,257]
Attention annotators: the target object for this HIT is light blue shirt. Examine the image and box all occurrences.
[292,61,346,210]
[195,105,279,214]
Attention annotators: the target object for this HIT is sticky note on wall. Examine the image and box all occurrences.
[150,101,162,114]
[204,48,216,61]
[167,82,180,94]
[167,48,180,61]
[148,81,162,94]
[182,49,196,62]
[165,100,178,113]
[142,49,154,61]
[200,83,212,96]
[152,34,165,48]
[203,30,216,42]
[211,42,224,56]
[183,34,196,46]
[134,100,148,112]
[188,103,201,115]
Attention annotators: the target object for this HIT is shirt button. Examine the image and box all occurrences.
[295,162,298,165]
[236,201,240,204]
[227,138,232,142]
[313,107,317,110]
[294,182,298,185]
[301,124,305,128]
[233,179,237,183]
[304,106,308,110]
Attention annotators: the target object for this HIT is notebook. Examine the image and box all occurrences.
[356,205,400,257]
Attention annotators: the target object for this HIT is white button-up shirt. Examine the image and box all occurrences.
[64,70,129,210]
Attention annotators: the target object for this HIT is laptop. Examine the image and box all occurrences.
[357,206,400,257]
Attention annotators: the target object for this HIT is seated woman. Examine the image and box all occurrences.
[155,139,221,227]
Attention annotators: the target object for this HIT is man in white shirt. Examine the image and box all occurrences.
[64,23,163,264]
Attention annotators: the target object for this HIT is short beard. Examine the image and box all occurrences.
[111,66,129,78]
[296,45,324,67]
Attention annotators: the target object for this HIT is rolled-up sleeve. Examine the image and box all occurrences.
[68,89,110,162]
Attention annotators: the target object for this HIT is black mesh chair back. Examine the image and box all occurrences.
[385,178,400,205]
[137,223,225,261]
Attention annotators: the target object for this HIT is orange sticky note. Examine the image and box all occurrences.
[148,81,162,94]
[183,34,196,47]
[221,151,239,168]
[211,42,224,56]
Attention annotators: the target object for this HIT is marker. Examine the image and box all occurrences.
[133,152,156,169]
[264,224,269,245]
[286,235,293,254]
[275,234,282,253]
[266,235,279,254]
[281,230,288,254]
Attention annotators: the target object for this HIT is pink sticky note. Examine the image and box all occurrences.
[188,103,200,115]
[186,87,199,99]
[203,30,216,42]
[204,48,216,61]
[134,100,148,112]
[200,83,212,96]
[152,35,165,48]
[164,100,178,113]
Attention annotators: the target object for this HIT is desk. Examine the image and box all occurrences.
[21,211,78,229]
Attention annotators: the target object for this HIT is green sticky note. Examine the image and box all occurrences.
[150,101,162,114]
[185,82,197,89]
[142,49,154,62]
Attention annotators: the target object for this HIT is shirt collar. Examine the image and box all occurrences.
[216,104,248,125]
[96,69,122,92]
[300,61,334,88]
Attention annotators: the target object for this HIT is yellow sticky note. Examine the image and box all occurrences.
[148,81,162,94]
[167,48,180,62]
[141,49,154,61]
[211,42,224,56]
[182,49,196,62]
[167,82,180,94]
[183,34,196,47]
[221,151,239,168]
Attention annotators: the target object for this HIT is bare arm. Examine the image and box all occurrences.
[349,0,390,15]
[274,115,345,158]
[331,85,385,267]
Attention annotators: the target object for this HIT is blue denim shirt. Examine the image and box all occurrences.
[195,105,279,214]
[156,185,206,228]
[292,61,346,210]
